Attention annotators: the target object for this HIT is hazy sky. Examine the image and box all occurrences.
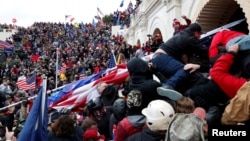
[0,0,135,27]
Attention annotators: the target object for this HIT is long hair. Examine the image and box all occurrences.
[51,115,75,136]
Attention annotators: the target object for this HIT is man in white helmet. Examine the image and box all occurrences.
[126,99,176,141]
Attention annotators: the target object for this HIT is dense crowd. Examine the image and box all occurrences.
[0,17,137,140]
[1,6,250,141]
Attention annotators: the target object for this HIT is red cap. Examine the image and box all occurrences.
[193,107,206,120]
[173,18,180,25]
[83,129,105,141]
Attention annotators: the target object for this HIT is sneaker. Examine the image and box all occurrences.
[157,87,183,101]
[161,84,174,90]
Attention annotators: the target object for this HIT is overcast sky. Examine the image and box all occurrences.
[0,0,135,27]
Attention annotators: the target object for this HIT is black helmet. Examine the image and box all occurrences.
[59,107,71,115]
[87,97,103,113]
[112,98,127,121]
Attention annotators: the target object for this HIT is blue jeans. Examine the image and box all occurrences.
[152,53,189,88]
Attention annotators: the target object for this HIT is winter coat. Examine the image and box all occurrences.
[210,51,250,125]
[127,58,163,109]
[126,127,165,141]
[209,30,245,59]
[114,115,146,141]
[210,52,246,99]
[159,27,203,64]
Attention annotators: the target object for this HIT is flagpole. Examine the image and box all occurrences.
[55,46,59,89]
[0,95,37,111]
[42,74,47,121]
[0,84,64,111]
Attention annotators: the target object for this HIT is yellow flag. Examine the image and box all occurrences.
[74,22,79,28]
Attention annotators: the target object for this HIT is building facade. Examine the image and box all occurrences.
[0,28,16,40]
[124,0,250,46]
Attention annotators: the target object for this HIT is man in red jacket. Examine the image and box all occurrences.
[210,44,250,124]
[209,29,250,64]
[210,44,249,99]
[172,15,191,36]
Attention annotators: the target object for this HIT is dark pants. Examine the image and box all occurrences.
[186,77,229,109]
[151,53,189,88]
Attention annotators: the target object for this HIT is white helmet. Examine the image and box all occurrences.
[142,100,175,131]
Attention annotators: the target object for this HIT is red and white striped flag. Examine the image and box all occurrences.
[57,64,67,75]
[65,15,74,23]
[16,73,36,91]
[50,65,129,110]
[79,73,86,79]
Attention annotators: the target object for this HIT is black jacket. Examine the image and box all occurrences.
[160,28,202,62]
[160,27,209,72]
[126,127,165,141]
[126,58,166,109]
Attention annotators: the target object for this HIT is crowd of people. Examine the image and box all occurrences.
[0,18,136,140]
[0,9,250,141]
[0,24,16,30]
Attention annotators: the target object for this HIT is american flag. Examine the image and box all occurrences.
[97,7,104,17]
[65,15,72,21]
[16,73,36,91]
[57,64,67,75]
[49,65,129,110]
[79,68,86,79]
[108,52,117,68]
[0,40,14,53]
[79,73,86,79]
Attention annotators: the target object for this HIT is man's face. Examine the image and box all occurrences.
[3,80,9,85]
[194,31,202,39]
[93,108,105,120]
[173,24,180,29]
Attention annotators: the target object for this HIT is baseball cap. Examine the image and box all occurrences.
[188,23,204,33]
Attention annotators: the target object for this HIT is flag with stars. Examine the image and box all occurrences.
[108,52,117,68]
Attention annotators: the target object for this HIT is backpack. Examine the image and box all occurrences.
[165,113,206,141]
[221,81,250,124]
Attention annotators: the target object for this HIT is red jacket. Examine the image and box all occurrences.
[36,76,43,87]
[210,53,247,99]
[114,117,145,141]
[65,61,73,69]
[209,30,245,59]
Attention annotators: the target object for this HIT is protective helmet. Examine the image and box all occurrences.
[113,98,127,121]
[87,97,103,113]
[142,100,175,131]
[59,107,71,115]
